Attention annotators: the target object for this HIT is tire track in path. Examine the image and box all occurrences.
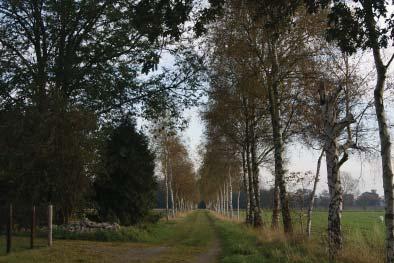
[193,211,221,263]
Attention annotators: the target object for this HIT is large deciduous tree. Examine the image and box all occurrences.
[0,0,198,216]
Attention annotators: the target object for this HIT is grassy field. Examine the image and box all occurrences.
[268,210,384,232]
[0,210,387,262]
[234,210,385,245]
[216,210,385,263]
[262,210,385,250]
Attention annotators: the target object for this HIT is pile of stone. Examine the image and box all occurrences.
[59,218,120,232]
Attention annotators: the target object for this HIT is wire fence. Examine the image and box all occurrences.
[0,204,53,254]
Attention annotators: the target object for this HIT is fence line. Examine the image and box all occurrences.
[1,203,53,254]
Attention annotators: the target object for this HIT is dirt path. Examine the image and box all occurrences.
[193,212,221,263]
[89,244,169,262]
[89,211,222,263]
[194,237,220,263]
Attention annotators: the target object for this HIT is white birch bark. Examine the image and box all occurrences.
[217,194,220,213]
[164,155,170,221]
[319,82,354,260]
[224,182,228,216]
[267,44,292,233]
[237,190,240,221]
[307,150,324,237]
[169,177,175,218]
[242,150,251,224]
[362,4,394,261]
[166,140,176,218]
[229,169,233,219]
[222,186,226,216]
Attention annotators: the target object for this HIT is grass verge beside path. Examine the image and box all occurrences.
[214,217,328,263]
[0,210,218,263]
[211,212,384,263]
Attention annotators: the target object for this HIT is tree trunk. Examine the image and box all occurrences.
[242,150,251,224]
[224,182,228,216]
[268,83,292,234]
[251,125,262,227]
[222,186,225,215]
[164,157,169,221]
[246,144,256,226]
[307,150,324,237]
[223,186,226,215]
[218,191,221,213]
[217,194,220,213]
[229,171,233,219]
[218,193,221,213]
[227,181,230,217]
[375,59,394,263]
[237,190,241,221]
[265,39,292,233]
[221,187,224,215]
[163,132,171,220]
[174,199,178,214]
[362,3,394,261]
[271,177,280,229]
[169,180,175,218]
[220,187,224,215]
[167,148,176,218]
[326,144,343,261]
[320,82,343,260]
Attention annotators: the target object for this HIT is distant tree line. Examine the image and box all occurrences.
[171,188,384,212]
[287,189,384,210]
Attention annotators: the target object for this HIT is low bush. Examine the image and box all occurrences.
[51,225,155,242]
[142,211,163,224]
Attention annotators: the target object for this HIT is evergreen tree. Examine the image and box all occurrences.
[94,119,156,225]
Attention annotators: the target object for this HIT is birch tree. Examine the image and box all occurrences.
[201,0,327,231]
[306,150,324,237]
[204,41,274,226]
[298,42,370,258]
[151,118,178,219]
[198,126,242,219]
[305,1,394,261]
[208,0,323,233]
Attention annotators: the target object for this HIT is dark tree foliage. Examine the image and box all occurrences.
[304,0,393,54]
[0,0,194,114]
[94,119,156,225]
[0,103,97,221]
[195,0,302,36]
[0,0,200,219]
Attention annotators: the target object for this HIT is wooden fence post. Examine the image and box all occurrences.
[48,204,53,247]
[31,205,35,249]
[6,203,12,254]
